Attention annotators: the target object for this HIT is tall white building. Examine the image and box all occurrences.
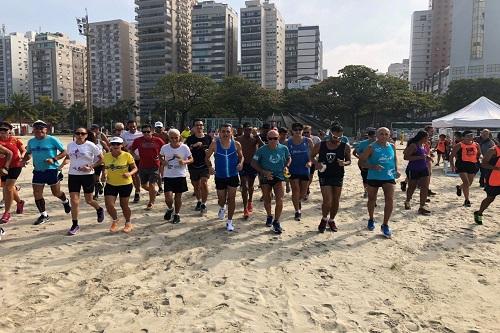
[192,1,238,82]
[240,0,285,90]
[450,0,500,81]
[387,59,409,80]
[409,10,433,89]
[89,20,138,108]
[0,31,36,104]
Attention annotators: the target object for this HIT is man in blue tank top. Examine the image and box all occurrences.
[359,127,400,238]
[206,124,244,232]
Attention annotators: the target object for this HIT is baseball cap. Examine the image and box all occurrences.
[32,120,48,128]
[109,136,124,144]
[154,121,163,128]
[0,122,12,130]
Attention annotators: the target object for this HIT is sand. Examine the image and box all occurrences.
[0,136,499,333]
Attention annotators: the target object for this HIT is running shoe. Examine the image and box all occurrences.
[247,202,253,213]
[158,187,164,194]
[272,220,282,234]
[110,220,120,232]
[200,203,207,215]
[16,199,25,214]
[473,211,483,225]
[133,192,140,203]
[404,201,411,210]
[367,218,376,231]
[164,209,173,221]
[381,224,392,238]
[0,212,11,224]
[226,221,234,231]
[63,201,71,214]
[464,199,471,207]
[294,211,301,221]
[428,189,437,196]
[328,220,338,232]
[218,206,226,220]
[0,227,5,240]
[67,225,80,236]
[418,207,431,216]
[266,215,273,227]
[172,214,181,224]
[243,208,250,219]
[318,218,327,233]
[123,223,133,233]
[195,201,202,211]
[34,215,50,225]
[456,185,462,197]
[96,207,105,223]
[400,181,407,192]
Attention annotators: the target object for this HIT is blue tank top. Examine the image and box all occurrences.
[215,139,239,178]
[367,142,396,180]
[287,137,310,176]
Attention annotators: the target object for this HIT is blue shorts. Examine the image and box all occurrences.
[32,169,61,186]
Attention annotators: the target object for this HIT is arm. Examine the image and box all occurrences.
[0,145,13,170]
[449,144,460,171]
[235,141,244,171]
[205,141,216,174]
[93,153,104,169]
[311,142,321,168]
[305,138,314,167]
[480,149,499,170]
[340,144,352,166]
[391,144,400,178]
[124,162,138,178]
[358,145,380,170]
[352,147,360,159]
[17,140,27,159]
[403,144,425,161]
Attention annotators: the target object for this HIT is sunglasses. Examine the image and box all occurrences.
[143,130,151,133]
[292,128,302,131]
[0,128,9,132]
[110,142,121,146]
[330,135,339,140]
[34,126,46,130]
[303,132,310,134]
[268,137,279,141]
[75,132,87,136]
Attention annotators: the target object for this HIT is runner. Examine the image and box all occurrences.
[113,122,125,136]
[311,124,351,232]
[477,129,494,187]
[130,124,165,210]
[103,137,138,233]
[181,126,192,142]
[359,127,400,238]
[287,123,313,221]
[474,132,500,224]
[424,125,437,196]
[403,131,432,215]
[121,120,143,203]
[60,127,105,235]
[160,129,193,224]
[236,123,263,219]
[434,134,449,166]
[206,124,244,231]
[153,121,169,193]
[353,128,376,198]
[278,127,291,193]
[185,119,212,214]
[251,130,291,234]
[303,125,321,200]
[450,130,481,207]
[90,124,109,200]
[22,120,71,225]
[0,121,25,224]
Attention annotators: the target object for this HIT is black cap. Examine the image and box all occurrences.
[0,122,12,130]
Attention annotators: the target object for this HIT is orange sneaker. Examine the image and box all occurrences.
[123,223,133,233]
[110,220,120,233]
[243,208,250,219]
[247,202,253,213]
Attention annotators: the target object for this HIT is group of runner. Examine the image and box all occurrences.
[0,119,498,241]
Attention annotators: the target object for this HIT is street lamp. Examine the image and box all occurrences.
[76,9,93,128]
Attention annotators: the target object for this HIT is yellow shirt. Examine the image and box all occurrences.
[181,129,191,140]
[103,152,135,186]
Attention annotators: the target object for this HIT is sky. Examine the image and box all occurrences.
[1,0,429,76]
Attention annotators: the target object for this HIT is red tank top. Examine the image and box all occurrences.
[460,142,478,163]
[437,140,446,152]
[488,146,500,187]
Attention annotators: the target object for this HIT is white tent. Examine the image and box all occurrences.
[432,96,500,128]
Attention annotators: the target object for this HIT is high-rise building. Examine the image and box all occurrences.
[28,32,86,106]
[89,20,138,108]
[409,10,433,89]
[387,59,409,80]
[430,0,453,74]
[241,0,285,90]
[192,1,238,82]
[285,24,300,85]
[0,31,36,104]
[450,0,500,81]
[135,0,196,119]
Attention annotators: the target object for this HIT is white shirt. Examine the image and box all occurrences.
[121,130,143,159]
[67,141,101,175]
[311,135,321,145]
[160,143,191,178]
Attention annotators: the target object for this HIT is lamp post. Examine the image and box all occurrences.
[76,9,93,128]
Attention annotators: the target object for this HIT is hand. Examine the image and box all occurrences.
[305,161,312,168]
[46,158,55,165]
[193,142,203,148]
[237,163,243,171]
[0,168,8,176]
[314,161,322,170]
[122,172,131,179]
[79,165,93,172]
[337,159,347,167]
[178,159,185,166]
[208,166,215,175]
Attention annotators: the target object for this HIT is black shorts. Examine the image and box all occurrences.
[1,167,22,182]
[104,183,133,197]
[239,163,258,178]
[189,167,209,181]
[405,168,430,180]
[68,174,95,193]
[32,169,61,186]
[164,177,188,193]
[436,150,445,155]
[360,168,368,183]
[290,174,310,181]
[319,177,344,187]
[484,185,500,197]
[94,165,103,177]
[310,164,316,176]
[215,176,240,190]
[139,167,159,184]
[456,161,479,174]
[260,177,283,187]
[367,179,396,187]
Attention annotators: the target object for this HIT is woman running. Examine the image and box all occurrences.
[103,137,138,233]
[403,131,432,215]
[450,130,481,207]
[60,128,105,235]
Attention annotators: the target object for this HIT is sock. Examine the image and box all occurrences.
[297,209,301,214]
[35,199,46,213]
[72,219,78,228]
[41,211,48,217]
[58,193,68,203]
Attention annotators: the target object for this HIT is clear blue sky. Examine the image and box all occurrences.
[1,0,429,75]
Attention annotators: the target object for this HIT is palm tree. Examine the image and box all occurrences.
[6,93,36,134]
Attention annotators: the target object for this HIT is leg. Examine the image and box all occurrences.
[240,175,249,208]
[192,179,201,202]
[329,186,342,220]
[174,193,183,214]
[459,173,471,200]
[3,179,16,214]
[226,186,237,220]
[406,179,418,202]
[320,186,333,219]
[417,176,430,208]
[273,181,284,220]
[478,196,495,214]
[247,176,256,203]
[261,184,272,216]
[290,179,301,212]
[119,196,132,223]
[132,172,141,194]
[381,183,395,225]
[200,177,209,203]
[164,191,173,210]
[299,180,309,204]
[105,195,118,220]
[217,189,227,209]
[367,185,379,220]
[84,192,101,210]
[69,192,80,221]
[33,184,46,215]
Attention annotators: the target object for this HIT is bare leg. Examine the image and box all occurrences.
[320,186,333,219]
[174,193,182,213]
[226,187,237,219]
[273,181,284,220]
[329,186,342,220]
[290,179,301,212]
[418,176,430,208]
[367,186,379,220]
[105,195,118,220]
[381,183,395,225]
[119,196,131,223]
[261,184,272,216]
[69,192,80,221]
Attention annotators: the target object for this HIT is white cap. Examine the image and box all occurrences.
[109,136,124,144]
[154,121,164,128]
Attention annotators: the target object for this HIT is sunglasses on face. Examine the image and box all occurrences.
[0,129,8,132]
[169,136,179,140]
[110,143,121,146]
[34,126,45,130]
[143,130,151,133]
[268,137,279,141]
[75,132,87,136]
[221,130,231,134]
[330,135,339,140]
[292,128,302,132]
[303,132,310,134]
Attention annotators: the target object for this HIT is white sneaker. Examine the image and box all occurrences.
[0,227,5,240]
[226,221,234,232]
[218,206,226,220]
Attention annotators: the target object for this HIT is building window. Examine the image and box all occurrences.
[486,64,500,73]
[471,0,486,59]
[468,65,484,74]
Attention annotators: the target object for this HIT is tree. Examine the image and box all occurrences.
[155,73,216,128]
[33,96,66,129]
[67,102,87,129]
[5,93,36,131]
[443,78,500,113]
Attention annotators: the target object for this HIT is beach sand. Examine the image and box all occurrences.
[0,136,499,333]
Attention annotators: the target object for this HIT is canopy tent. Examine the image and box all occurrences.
[432,96,500,128]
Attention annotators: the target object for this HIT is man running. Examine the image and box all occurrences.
[474,132,500,224]
[303,125,321,200]
[353,128,376,198]
[311,124,351,232]
[477,129,494,187]
[130,124,165,210]
[121,120,143,203]
[153,121,169,193]
[185,119,212,214]
[206,124,244,231]
[22,120,71,225]
[236,123,262,219]
[359,127,400,238]
[251,130,291,234]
